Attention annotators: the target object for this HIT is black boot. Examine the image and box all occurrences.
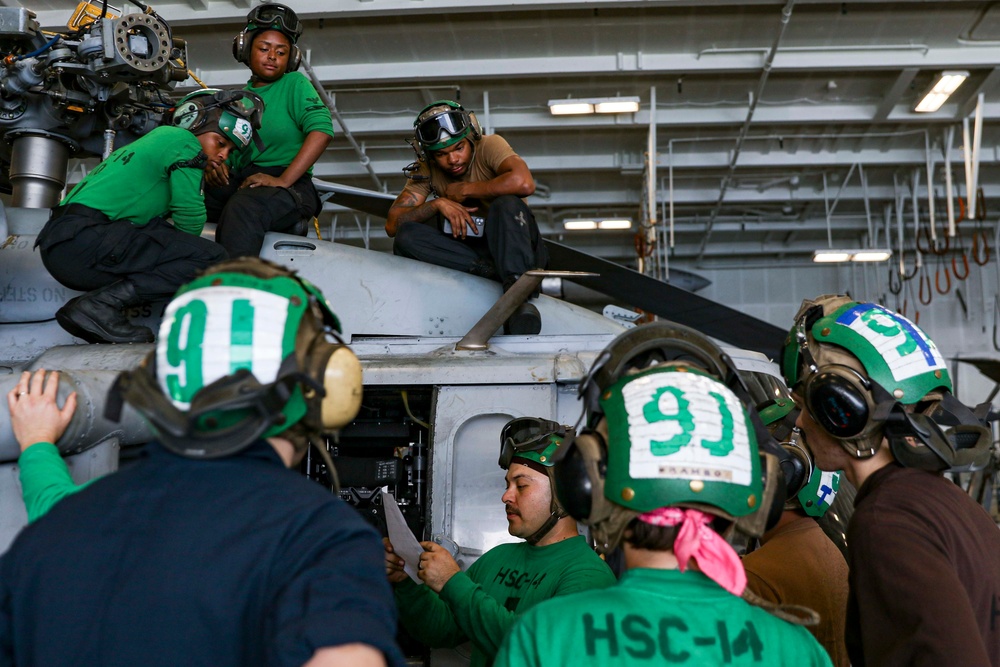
[501,274,542,335]
[56,280,154,344]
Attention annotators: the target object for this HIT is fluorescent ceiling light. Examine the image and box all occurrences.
[598,218,632,230]
[564,219,597,230]
[914,71,969,113]
[851,249,893,262]
[813,250,853,263]
[812,249,893,263]
[549,102,595,115]
[595,99,640,114]
[548,97,640,116]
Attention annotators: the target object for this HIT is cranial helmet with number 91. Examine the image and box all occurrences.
[553,363,769,553]
[110,258,362,459]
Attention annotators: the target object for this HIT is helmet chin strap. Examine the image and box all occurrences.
[523,490,569,546]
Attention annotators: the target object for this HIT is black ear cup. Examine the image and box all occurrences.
[780,441,810,498]
[553,430,607,523]
[806,370,871,438]
[232,33,247,63]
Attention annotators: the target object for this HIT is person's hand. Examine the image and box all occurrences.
[440,181,469,203]
[417,541,460,593]
[435,199,478,239]
[7,370,77,453]
[240,172,285,189]
[383,538,409,585]
[204,162,230,187]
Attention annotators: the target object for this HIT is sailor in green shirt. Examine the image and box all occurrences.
[6,369,88,523]
[495,364,833,667]
[384,417,616,667]
[205,3,335,258]
[36,89,261,345]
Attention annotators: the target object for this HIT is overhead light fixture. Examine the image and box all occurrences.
[548,97,640,116]
[812,249,893,263]
[563,218,633,231]
[598,218,632,230]
[851,249,893,262]
[914,71,969,113]
[594,99,640,114]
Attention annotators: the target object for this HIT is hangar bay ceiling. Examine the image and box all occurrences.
[16,0,1000,276]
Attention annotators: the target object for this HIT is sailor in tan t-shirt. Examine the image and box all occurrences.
[385,100,548,334]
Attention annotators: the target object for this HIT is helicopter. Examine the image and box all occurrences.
[0,17,820,662]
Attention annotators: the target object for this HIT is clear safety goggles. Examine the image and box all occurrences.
[498,417,567,469]
[415,110,471,146]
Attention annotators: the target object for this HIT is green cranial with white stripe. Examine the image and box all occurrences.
[156,271,309,436]
[601,365,762,517]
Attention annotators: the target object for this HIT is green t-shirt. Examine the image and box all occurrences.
[234,72,334,173]
[61,125,208,235]
[18,443,91,523]
[495,568,834,667]
[394,535,615,667]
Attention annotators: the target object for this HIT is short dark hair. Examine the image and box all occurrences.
[622,513,731,551]
[622,518,678,551]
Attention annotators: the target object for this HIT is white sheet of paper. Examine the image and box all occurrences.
[383,490,425,584]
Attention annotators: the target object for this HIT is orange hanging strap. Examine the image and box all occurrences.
[919,266,933,305]
[935,262,951,295]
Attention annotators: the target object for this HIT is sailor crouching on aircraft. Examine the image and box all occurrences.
[495,365,834,667]
[383,417,615,667]
[385,101,548,335]
[34,89,263,345]
[783,295,1000,667]
[0,257,405,667]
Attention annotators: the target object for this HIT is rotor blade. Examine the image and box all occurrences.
[314,181,395,218]
[544,240,786,360]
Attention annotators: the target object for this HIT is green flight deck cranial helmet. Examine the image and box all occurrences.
[781,295,952,458]
[171,88,263,151]
[413,100,482,154]
[553,363,772,553]
[498,417,574,545]
[111,258,362,460]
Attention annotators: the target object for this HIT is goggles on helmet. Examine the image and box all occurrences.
[415,110,472,148]
[246,3,303,43]
[498,417,569,469]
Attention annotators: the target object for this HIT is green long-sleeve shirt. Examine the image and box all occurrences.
[18,443,91,523]
[61,125,208,235]
[394,535,615,667]
[495,568,834,667]
[233,72,334,173]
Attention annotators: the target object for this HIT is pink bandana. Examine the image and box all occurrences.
[636,507,746,596]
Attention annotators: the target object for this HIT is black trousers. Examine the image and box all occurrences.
[392,195,548,285]
[37,204,227,302]
[205,165,320,259]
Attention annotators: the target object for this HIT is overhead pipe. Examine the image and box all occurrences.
[696,0,795,263]
[647,85,662,280]
[943,126,956,237]
[300,58,384,192]
[968,93,984,219]
[924,131,936,239]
